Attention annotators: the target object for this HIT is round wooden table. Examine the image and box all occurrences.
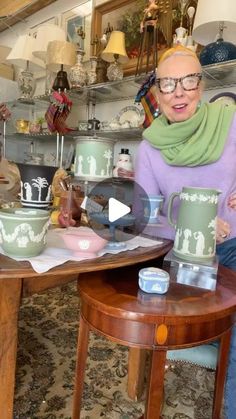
[73,264,236,419]
[0,239,172,419]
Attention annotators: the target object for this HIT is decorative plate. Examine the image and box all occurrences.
[209,92,236,106]
[116,105,142,128]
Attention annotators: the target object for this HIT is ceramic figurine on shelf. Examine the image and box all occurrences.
[136,0,172,75]
[113,149,134,179]
[69,47,87,88]
[140,0,159,33]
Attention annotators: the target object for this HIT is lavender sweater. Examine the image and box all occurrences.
[135,114,236,240]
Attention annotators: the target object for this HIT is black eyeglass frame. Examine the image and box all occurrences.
[156,73,203,94]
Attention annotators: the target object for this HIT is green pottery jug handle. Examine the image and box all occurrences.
[167,192,180,228]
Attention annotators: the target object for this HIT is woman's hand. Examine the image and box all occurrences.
[216,217,231,244]
[228,193,236,210]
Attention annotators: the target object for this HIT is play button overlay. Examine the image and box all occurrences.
[108,197,130,222]
[83,177,158,244]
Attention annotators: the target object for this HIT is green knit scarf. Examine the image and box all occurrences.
[144,102,235,166]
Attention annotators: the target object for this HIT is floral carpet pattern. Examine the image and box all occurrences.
[14,282,217,419]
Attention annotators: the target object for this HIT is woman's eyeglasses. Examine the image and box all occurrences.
[156,73,202,94]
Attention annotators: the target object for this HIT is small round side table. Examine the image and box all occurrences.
[72,264,236,419]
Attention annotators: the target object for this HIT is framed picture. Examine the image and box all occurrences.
[61,0,92,62]
[92,0,198,76]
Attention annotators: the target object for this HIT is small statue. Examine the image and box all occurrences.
[136,0,172,75]
[140,0,159,33]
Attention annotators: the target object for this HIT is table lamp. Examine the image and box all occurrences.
[6,34,45,102]
[101,31,128,81]
[192,0,236,65]
[46,40,76,91]
[32,24,66,62]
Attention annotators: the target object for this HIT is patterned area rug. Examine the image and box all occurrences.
[14,282,216,419]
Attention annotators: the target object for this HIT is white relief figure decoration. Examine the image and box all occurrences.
[208,246,213,255]
[87,156,97,176]
[194,231,205,256]
[103,149,113,176]
[208,216,217,253]
[153,207,160,218]
[180,228,192,254]
[100,169,105,176]
[32,177,49,201]
[0,220,49,244]
[45,185,52,202]
[174,227,182,250]
[77,155,84,176]
[24,182,32,201]
[20,181,24,199]
[208,217,217,239]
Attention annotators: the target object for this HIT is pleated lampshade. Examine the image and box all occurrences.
[46,40,76,71]
[6,34,45,71]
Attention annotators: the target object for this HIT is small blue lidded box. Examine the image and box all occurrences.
[138,267,170,294]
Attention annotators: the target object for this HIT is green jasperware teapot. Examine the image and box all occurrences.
[168,186,221,263]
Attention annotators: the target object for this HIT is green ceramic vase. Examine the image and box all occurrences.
[168,186,221,263]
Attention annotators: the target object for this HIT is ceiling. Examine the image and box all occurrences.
[0,0,57,32]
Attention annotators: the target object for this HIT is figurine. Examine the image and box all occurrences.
[140,0,159,33]
[136,0,172,75]
[113,149,134,179]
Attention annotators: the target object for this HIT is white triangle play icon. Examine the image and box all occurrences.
[108,198,131,223]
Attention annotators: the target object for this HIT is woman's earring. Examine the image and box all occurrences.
[197,101,201,108]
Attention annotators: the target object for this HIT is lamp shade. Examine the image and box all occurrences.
[46,40,76,71]
[32,24,66,62]
[6,35,45,71]
[192,0,236,45]
[0,45,11,63]
[101,31,128,64]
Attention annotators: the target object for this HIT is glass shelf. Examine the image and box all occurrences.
[7,98,50,110]
[69,75,145,104]
[68,62,236,102]
[7,132,57,140]
[10,60,235,111]
[8,60,236,111]
[68,128,143,141]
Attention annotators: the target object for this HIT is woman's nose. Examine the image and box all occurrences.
[174,81,184,97]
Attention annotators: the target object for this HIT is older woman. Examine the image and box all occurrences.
[135,45,236,418]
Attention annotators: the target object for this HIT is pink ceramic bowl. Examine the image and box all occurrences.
[61,228,108,258]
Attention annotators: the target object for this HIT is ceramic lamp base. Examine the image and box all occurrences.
[200,39,236,65]
[107,62,123,81]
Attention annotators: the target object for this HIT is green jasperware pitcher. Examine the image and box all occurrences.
[168,186,221,263]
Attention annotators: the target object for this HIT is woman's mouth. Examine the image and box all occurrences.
[172,104,187,112]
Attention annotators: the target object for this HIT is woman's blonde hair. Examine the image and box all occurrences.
[158,45,200,64]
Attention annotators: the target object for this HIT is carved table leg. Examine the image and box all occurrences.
[72,315,90,419]
[0,278,22,419]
